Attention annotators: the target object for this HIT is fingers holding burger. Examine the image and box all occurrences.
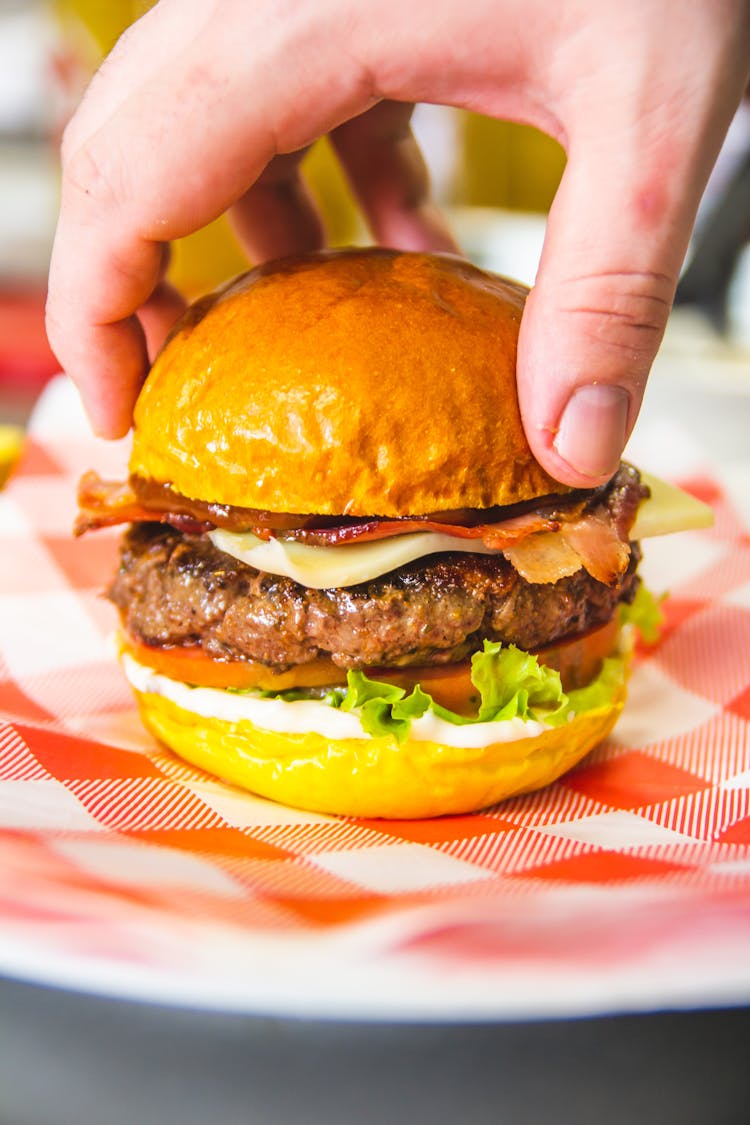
[76,249,709,817]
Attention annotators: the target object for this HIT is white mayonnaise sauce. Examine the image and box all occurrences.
[122,653,547,748]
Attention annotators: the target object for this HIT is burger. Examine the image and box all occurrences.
[75,249,710,818]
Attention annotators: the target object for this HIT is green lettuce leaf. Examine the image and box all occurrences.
[336,671,429,742]
[321,639,625,742]
[619,583,665,644]
[470,641,568,724]
[561,656,626,721]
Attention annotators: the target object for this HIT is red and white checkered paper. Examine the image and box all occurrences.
[1,381,749,1020]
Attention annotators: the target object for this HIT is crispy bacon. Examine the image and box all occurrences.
[503,531,583,584]
[75,470,585,544]
[504,512,630,586]
[75,474,152,536]
[559,513,630,586]
[76,471,583,552]
[75,473,214,537]
[76,473,336,538]
[75,466,644,588]
[287,509,565,547]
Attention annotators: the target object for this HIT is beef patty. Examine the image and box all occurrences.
[109,522,641,670]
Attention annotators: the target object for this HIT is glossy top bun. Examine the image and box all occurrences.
[129,249,567,516]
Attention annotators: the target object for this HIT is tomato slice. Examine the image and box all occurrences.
[122,639,343,692]
[535,617,619,690]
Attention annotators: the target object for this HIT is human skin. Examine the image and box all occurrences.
[46,0,750,486]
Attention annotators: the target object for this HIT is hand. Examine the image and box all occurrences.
[46,0,750,486]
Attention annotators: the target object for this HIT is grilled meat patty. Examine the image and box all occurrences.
[109,522,641,670]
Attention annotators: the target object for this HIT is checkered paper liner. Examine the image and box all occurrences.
[1,383,749,1019]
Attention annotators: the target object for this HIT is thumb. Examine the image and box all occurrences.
[516,145,688,488]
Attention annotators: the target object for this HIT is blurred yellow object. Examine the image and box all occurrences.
[461,116,566,212]
[167,218,249,302]
[0,425,24,489]
[53,1,154,54]
[303,138,363,247]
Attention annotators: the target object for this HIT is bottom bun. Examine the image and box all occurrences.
[133,678,627,819]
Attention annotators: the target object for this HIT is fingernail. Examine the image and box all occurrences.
[553,384,630,478]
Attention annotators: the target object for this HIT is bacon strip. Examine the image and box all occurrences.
[559,513,630,586]
[75,470,637,587]
[502,531,584,584]
[287,509,564,547]
[75,470,581,545]
[75,473,214,537]
[505,513,630,586]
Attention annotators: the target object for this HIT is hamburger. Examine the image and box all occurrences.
[76,249,710,818]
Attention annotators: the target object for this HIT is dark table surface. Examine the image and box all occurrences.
[1,976,749,1125]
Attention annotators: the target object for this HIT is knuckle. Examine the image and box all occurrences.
[558,270,674,360]
[62,135,122,211]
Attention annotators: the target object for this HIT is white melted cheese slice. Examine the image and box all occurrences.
[209,528,501,589]
[209,472,713,590]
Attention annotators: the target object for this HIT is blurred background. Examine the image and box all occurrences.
[1,0,749,447]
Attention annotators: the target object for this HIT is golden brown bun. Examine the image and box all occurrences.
[130,249,568,517]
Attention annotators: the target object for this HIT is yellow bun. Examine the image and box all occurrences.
[130,249,567,517]
[133,683,626,819]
